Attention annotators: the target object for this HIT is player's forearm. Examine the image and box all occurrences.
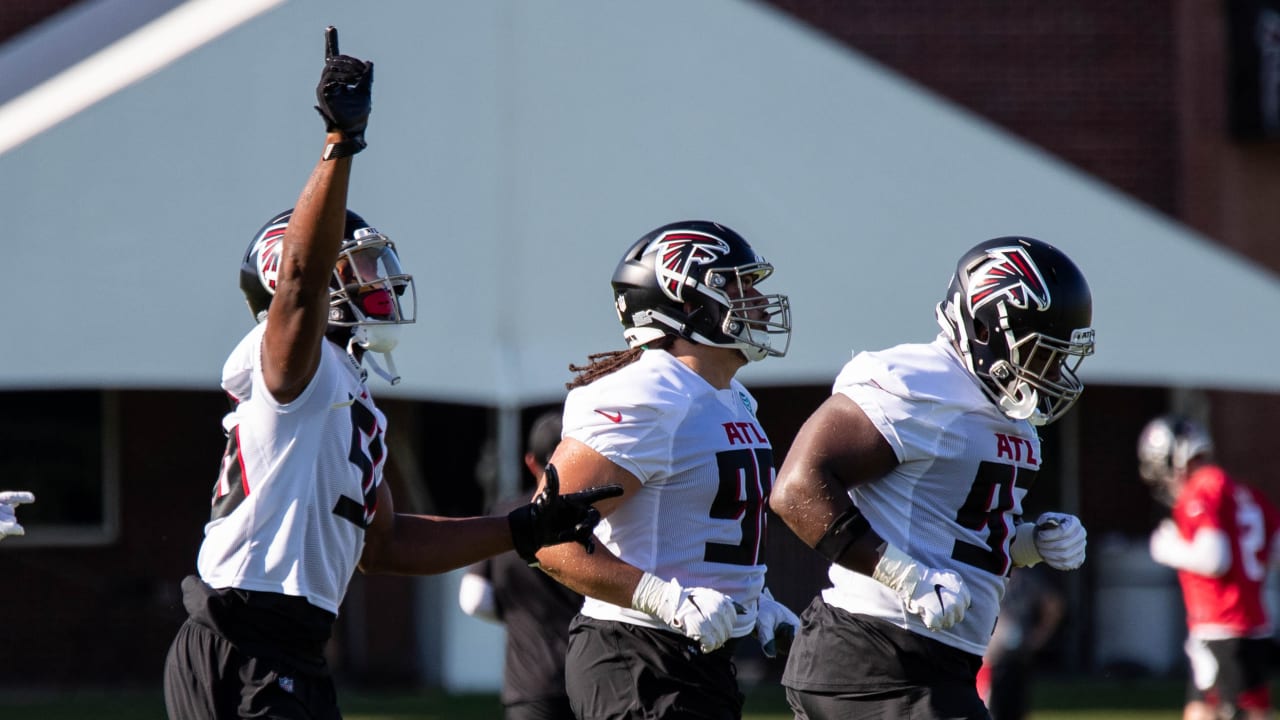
[281,135,352,292]
[536,542,643,608]
[359,514,514,575]
[771,463,842,546]
[771,466,883,574]
[262,134,355,400]
[1151,523,1230,577]
[1178,529,1231,576]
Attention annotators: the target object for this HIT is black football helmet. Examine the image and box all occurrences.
[1137,415,1213,502]
[936,236,1094,426]
[239,208,417,382]
[611,220,791,362]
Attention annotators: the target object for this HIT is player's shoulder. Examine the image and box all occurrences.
[564,351,692,432]
[222,323,266,400]
[834,335,974,404]
[223,324,364,409]
[568,351,694,407]
[1207,468,1280,511]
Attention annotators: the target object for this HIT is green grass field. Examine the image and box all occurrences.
[0,677,1189,719]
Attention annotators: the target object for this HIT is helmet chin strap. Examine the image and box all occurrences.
[345,335,402,385]
[364,351,401,386]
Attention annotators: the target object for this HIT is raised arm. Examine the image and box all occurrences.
[262,27,372,402]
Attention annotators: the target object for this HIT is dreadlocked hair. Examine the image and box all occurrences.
[566,336,674,390]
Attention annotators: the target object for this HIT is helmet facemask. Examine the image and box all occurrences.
[697,262,791,362]
[987,316,1094,425]
[327,228,417,384]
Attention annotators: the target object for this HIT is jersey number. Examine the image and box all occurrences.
[704,448,773,566]
[950,461,1036,576]
[208,396,383,527]
[333,397,383,529]
[1235,488,1268,582]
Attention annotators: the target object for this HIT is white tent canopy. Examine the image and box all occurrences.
[3,0,1277,406]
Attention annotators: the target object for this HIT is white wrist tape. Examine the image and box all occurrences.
[872,542,923,597]
[631,571,679,618]
[1009,522,1043,567]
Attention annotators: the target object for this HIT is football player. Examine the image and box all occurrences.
[161,28,619,720]
[771,237,1095,719]
[1140,414,1280,720]
[532,220,800,720]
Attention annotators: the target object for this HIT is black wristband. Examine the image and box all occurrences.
[815,505,871,563]
[506,504,541,566]
[322,137,365,161]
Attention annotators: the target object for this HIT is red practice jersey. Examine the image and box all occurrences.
[1173,465,1280,638]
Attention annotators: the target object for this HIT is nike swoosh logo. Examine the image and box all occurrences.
[331,399,356,409]
[687,596,703,620]
[594,409,623,423]
[934,584,946,607]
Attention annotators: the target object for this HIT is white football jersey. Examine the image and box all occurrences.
[821,334,1040,656]
[565,349,772,638]
[196,323,386,615]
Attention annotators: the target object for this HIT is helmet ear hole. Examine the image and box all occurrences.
[972,318,990,344]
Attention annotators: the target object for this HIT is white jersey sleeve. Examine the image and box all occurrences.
[822,335,1042,656]
[563,349,773,638]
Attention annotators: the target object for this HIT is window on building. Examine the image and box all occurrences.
[0,390,118,546]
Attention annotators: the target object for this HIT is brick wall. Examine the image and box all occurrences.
[0,0,83,44]
[765,1,1181,215]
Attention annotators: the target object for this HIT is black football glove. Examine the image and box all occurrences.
[507,463,623,565]
[314,26,373,160]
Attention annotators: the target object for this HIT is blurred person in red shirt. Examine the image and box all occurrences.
[1139,414,1280,720]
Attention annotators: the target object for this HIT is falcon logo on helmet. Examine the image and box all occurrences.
[254,224,287,292]
[967,246,1050,313]
[649,231,732,302]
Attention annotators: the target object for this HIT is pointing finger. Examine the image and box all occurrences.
[542,463,560,499]
[0,491,35,505]
[572,484,624,505]
[324,26,339,59]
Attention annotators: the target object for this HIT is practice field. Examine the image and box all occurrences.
[0,677,1189,719]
